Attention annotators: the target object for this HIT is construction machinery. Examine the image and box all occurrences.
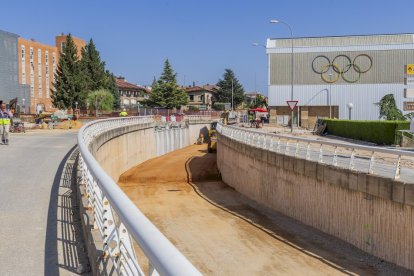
[207,121,218,153]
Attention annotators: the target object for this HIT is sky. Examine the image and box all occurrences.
[2,0,414,95]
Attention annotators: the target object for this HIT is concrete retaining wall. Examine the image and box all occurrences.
[79,121,210,273]
[217,133,414,271]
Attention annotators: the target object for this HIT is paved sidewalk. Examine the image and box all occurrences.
[0,130,89,275]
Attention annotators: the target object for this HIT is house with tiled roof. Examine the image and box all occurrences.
[116,77,150,108]
[184,84,218,110]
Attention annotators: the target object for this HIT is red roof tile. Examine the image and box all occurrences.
[116,78,149,93]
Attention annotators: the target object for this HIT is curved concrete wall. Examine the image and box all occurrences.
[217,133,414,271]
[90,122,210,182]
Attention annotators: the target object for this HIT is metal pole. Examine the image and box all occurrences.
[349,108,351,120]
[277,21,294,132]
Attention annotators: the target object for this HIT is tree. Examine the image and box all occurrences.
[52,34,82,111]
[79,39,120,109]
[249,95,268,109]
[104,71,120,109]
[376,94,414,120]
[147,59,188,109]
[216,69,245,109]
[87,89,114,117]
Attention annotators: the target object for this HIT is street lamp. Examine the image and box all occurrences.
[347,102,354,120]
[270,19,294,132]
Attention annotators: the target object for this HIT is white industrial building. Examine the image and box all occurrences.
[266,34,414,127]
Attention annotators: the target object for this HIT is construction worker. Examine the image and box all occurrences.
[119,108,128,117]
[0,101,13,145]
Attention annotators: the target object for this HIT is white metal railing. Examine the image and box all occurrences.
[78,116,201,276]
[217,123,414,183]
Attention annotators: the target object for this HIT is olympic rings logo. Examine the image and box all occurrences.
[312,54,373,83]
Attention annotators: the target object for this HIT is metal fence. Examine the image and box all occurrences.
[217,123,414,183]
[78,116,201,276]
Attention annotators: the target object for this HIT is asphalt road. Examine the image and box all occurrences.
[0,130,88,275]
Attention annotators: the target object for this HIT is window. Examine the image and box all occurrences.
[21,45,26,84]
[38,49,42,98]
[45,51,49,98]
[189,95,194,101]
[52,53,56,82]
[30,47,34,97]
[60,42,66,53]
[200,95,204,102]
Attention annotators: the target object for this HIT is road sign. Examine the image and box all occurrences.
[405,76,414,85]
[406,64,414,75]
[224,103,231,111]
[286,100,298,111]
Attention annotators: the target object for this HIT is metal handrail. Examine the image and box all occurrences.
[222,123,414,158]
[78,116,201,276]
[217,123,414,182]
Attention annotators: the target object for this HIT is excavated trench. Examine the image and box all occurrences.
[118,144,410,276]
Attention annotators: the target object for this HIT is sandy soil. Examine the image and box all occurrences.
[118,144,411,275]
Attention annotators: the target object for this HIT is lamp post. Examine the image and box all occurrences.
[252,43,266,108]
[270,19,294,133]
[22,98,25,114]
[347,102,354,120]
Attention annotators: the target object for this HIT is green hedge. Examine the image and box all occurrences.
[323,119,410,145]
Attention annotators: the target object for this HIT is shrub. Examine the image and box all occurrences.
[323,119,410,145]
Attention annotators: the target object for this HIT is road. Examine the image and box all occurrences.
[119,144,411,275]
[0,130,89,275]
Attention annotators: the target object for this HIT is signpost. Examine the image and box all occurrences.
[286,100,298,132]
[286,100,298,111]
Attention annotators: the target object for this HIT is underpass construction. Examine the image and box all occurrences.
[118,144,410,275]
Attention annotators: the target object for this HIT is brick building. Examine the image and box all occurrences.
[17,33,85,113]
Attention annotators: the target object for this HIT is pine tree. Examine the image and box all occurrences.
[52,34,82,111]
[147,59,188,109]
[80,39,107,91]
[79,39,120,109]
[216,69,245,109]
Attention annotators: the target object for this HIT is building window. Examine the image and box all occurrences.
[60,42,66,53]
[45,51,49,98]
[189,95,194,102]
[200,95,204,102]
[21,45,26,84]
[38,49,42,98]
[52,52,56,83]
[30,47,34,97]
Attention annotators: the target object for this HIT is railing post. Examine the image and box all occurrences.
[318,144,324,163]
[333,146,338,166]
[306,142,311,160]
[368,151,375,174]
[295,142,299,157]
[394,155,401,180]
[349,149,356,170]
